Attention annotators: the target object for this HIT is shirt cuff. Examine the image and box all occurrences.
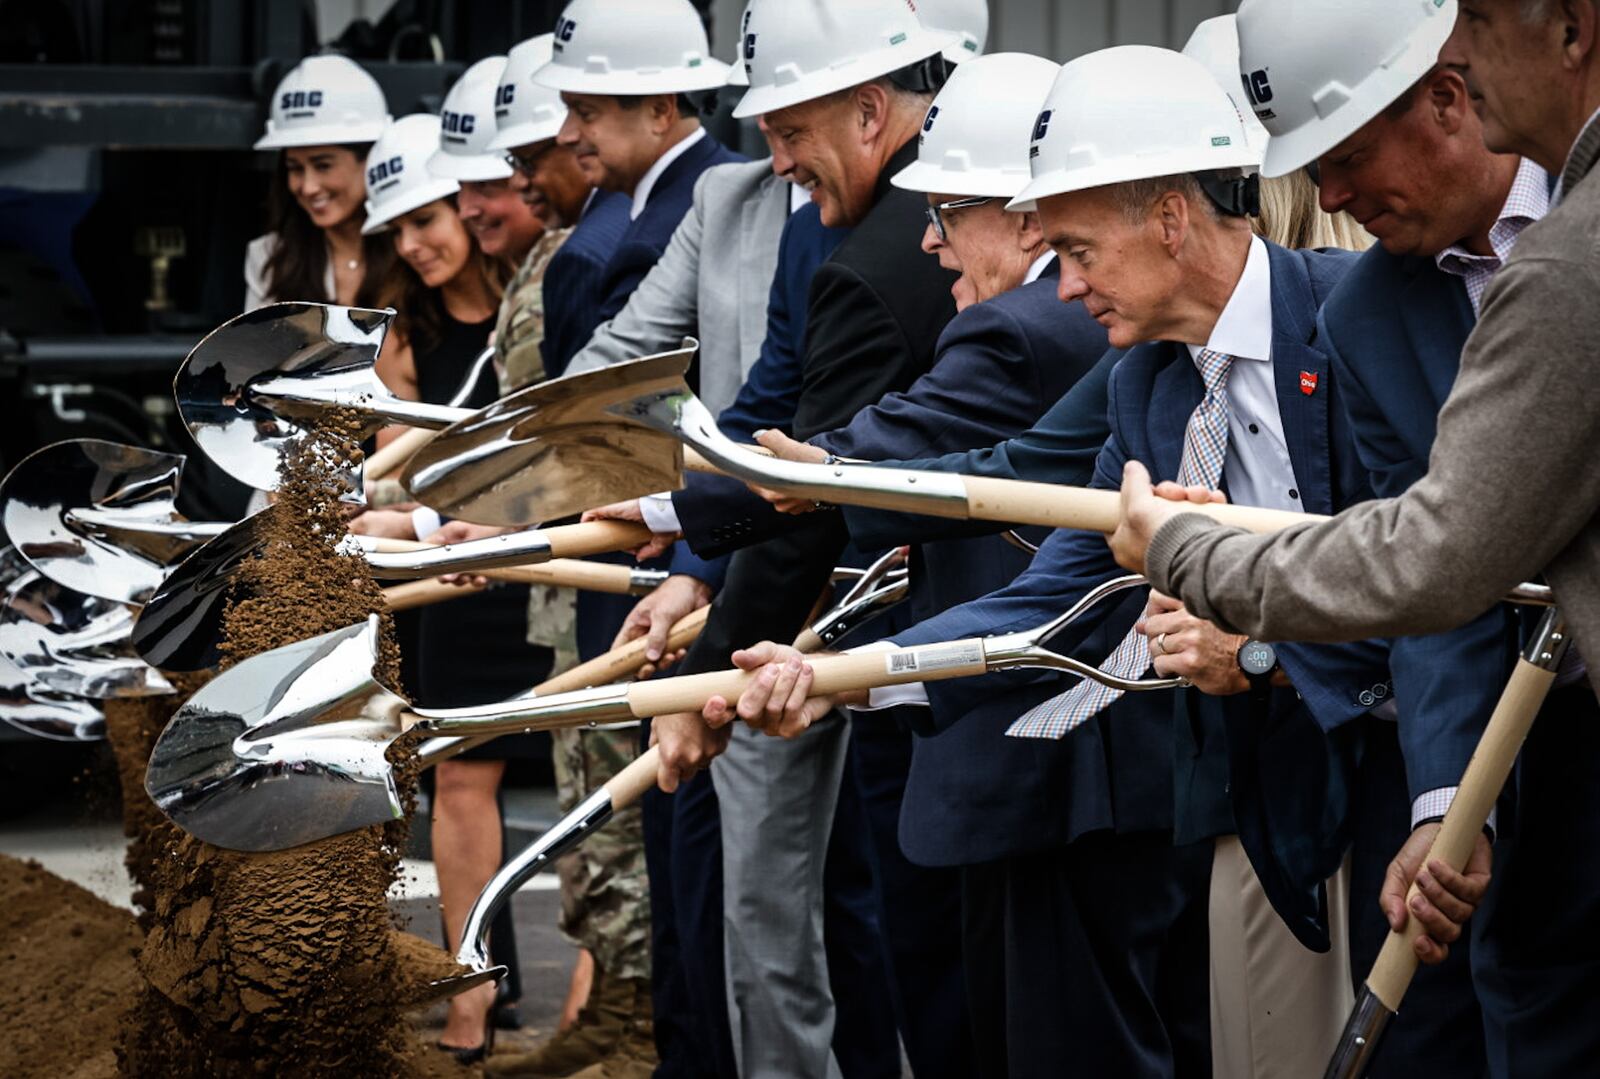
[844,641,930,711]
[410,506,442,542]
[1411,786,1498,839]
[640,492,682,534]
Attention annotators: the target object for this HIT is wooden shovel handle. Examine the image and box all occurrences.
[380,559,647,608]
[416,606,712,761]
[1364,655,1558,1010]
[382,578,488,611]
[681,450,1320,535]
[365,426,436,481]
[623,639,986,718]
[605,745,662,809]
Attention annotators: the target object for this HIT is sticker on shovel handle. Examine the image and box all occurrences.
[884,641,984,676]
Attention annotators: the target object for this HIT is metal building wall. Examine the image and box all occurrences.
[989,0,1241,59]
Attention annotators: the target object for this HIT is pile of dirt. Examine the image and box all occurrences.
[114,416,434,1077]
[0,852,142,1079]
[102,673,207,927]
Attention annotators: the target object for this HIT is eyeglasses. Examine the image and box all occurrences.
[503,143,557,176]
[1305,160,1321,187]
[925,196,995,242]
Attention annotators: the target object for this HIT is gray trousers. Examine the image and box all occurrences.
[712,713,850,1079]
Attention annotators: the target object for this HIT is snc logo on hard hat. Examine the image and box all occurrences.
[280,90,323,116]
[368,155,404,190]
[556,17,578,44]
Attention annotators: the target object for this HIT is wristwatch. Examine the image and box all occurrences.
[1236,639,1280,694]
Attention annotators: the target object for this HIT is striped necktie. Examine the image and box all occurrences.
[1006,348,1235,739]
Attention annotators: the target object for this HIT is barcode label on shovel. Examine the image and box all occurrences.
[885,641,984,676]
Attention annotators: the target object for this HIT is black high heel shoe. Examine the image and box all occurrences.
[492,979,523,1031]
[435,995,497,1066]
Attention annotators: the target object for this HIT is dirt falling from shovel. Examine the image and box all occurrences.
[116,413,444,1077]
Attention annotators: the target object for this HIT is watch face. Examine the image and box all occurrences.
[1239,640,1277,677]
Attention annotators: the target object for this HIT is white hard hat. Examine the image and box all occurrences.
[1237,0,1458,178]
[1009,45,1261,211]
[892,52,1058,199]
[428,56,515,181]
[255,54,390,150]
[1182,15,1270,154]
[489,35,568,149]
[362,115,461,234]
[732,0,958,119]
[725,1,753,87]
[532,0,730,96]
[915,0,990,64]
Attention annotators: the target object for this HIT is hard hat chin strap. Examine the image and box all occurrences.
[1195,170,1260,218]
[886,55,951,96]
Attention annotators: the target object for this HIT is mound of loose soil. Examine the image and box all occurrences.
[0,853,143,1079]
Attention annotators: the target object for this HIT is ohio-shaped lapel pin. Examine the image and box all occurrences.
[1299,370,1319,396]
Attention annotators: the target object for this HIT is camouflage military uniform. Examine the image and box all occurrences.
[500,227,651,984]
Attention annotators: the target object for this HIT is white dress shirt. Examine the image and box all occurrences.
[630,127,707,221]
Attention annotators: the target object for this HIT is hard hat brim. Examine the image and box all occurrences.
[254,118,390,151]
[361,177,462,234]
[891,158,1031,200]
[487,118,564,151]
[730,29,959,119]
[1006,144,1262,211]
[531,58,732,97]
[427,149,515,182]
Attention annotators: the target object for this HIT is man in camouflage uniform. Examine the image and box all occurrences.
[482,65,655,1079]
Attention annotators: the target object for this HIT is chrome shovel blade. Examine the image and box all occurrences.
[1,570,173,698]
[0,648,104,741]
[144,615,408,852]
[174,302,393,498]
[130,509,278,672]
[0,438,214,605]
[402,344,698,526]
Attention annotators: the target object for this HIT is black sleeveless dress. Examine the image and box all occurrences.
[414,311,554,747]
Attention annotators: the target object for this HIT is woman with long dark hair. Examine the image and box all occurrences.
[347,113,547,1065]
[245,55,396,308]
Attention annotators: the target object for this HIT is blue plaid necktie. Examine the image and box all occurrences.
[1006,348,1235,739]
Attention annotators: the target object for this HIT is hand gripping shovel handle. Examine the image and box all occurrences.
[1324,607,1570,1079]
[407,638,991,738]
[439,593,844,993]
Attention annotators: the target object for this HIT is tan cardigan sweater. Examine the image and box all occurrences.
[1149,114,1600,697]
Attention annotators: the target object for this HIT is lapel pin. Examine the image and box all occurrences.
[1299,370,1319,396]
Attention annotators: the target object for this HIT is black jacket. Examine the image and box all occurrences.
[677,138,959,674]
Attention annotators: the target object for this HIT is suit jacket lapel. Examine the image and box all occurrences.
[1266,245,1335,514]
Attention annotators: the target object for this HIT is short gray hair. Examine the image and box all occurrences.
[1109,173,1220,223]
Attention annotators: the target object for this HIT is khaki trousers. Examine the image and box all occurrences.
[1209,836,1352,1077]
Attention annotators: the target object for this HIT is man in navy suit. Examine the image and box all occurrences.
[530,2,742,381]
[708,46,1385,1076]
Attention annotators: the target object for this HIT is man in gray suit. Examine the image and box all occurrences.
[564,156,792,414]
